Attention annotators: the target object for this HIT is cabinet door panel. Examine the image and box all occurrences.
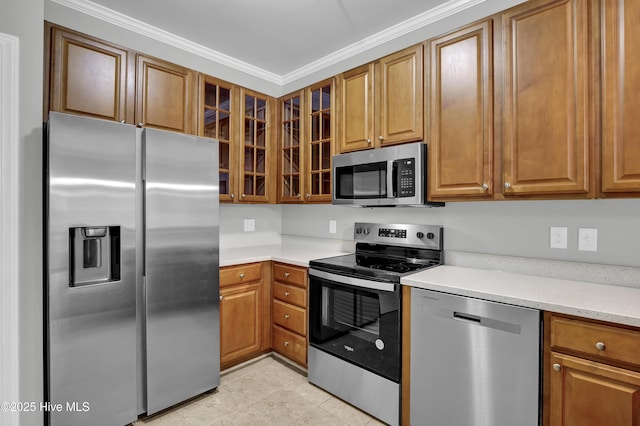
[240,89,274,202]
[50,28,129,122]
[429,20,493,199]
[550,352,640,426]
[306,81,334,202]
[279,92,303,202]
[137,55,194,134]
[502,0,590,195]
[601,0,640,194]
[339,64,374,152]
[220,282,262,367]
[377,45,424,145]
[199,76,236,202]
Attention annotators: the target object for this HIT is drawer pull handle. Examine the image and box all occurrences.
[239,273,245,279]
[552,363,562,372]
[595,341,606,351]
[284,341,290,346]
[284,314,290,319]
[284,291,290,297]
[284,272,290,278]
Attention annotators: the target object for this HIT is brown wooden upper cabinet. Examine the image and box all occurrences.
[428,19,494,200]
[238,88,276,203]
[47,25,133,123]
[136,54,195,134]
[501,0,592,197]
[338,44,423,153]
[278,80,334,203]
[46,23,196,135]
[600,0,640,196]
[198,75,236,202]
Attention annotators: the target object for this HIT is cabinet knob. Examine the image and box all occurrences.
[552,363,562,372]
[239,273,245,279]
[482,183,489,191]
[284,291,290,297]
[296,193,301,198]
[230,193,235,199]
[306,194,310,199]
[219,295,224,301]
[120,120,126,124]
[378,136,384,141]
[241,194,246,198]
[367,139,372,145]
[284,314,290,319]
[595,341,606,351]
[504,182,511,189]
[284,341,290,346]
[138,122,143,127]
[284,272,290,278]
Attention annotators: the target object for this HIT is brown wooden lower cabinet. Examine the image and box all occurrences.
[272,325,307,366]
[549,352,640,426]
[219,263,271,370]
[545,313,640,426]
[219,261,307,370]
[271,262,308,367]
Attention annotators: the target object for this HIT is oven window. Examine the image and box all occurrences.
[335,162,387,199]
[309,276,400,382]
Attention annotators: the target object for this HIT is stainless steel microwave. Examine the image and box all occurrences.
[332,142,443,207]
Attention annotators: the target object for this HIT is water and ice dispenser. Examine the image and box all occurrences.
[69,226,121,286]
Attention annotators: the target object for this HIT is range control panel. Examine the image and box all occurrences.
[378,228,407,239]
[354,222,442,250]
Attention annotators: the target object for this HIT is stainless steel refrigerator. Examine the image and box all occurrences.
[45,111,220,426]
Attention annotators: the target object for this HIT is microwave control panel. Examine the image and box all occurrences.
[396,159,415,197]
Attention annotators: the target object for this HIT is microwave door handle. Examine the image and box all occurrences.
[388,160,397,198]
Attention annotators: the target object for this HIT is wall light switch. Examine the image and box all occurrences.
[244,219,255,232]
[578,228,597,251]
[550,227,567,249]
[329,220,337,234]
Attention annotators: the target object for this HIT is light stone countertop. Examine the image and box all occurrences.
[402,265,640,328]
[220,237,640,328]
[220,236,352,268]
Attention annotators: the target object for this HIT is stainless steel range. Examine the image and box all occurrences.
[307,222,443,426]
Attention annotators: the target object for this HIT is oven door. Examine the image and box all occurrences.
[308,268,401,382]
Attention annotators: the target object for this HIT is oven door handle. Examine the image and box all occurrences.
[309,268,396,292]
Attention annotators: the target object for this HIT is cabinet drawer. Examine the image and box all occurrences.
[550,316,640,368]
[272,325,307,367]
[273,281,306,308]
[273,263,306,288]
[220,263,262,287]
[272,299,306,336]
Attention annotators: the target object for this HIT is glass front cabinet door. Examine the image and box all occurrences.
[278,80,334,203]
[200,76,235,202]
[241,89,275,202]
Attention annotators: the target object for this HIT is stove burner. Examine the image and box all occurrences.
[370,263,412,273]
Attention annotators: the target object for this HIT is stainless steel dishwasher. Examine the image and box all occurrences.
[410,288,541,426]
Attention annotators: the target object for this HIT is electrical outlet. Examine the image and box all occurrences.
[243,219,255,232]
[329,220,337,234]
[550,227,567,249]
[578,228,597,251]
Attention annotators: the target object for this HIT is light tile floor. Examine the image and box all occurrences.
[134,355,386,425]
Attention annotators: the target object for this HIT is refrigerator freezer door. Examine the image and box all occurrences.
[46,112,137,426]
[143,128,220,414]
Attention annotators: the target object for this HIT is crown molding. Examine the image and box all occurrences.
[283,0,488,84]
[51,0,488,88]
[50,0,284,85]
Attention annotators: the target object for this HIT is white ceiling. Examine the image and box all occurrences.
[58,0,482,74]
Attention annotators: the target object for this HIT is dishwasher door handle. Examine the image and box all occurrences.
[453,312,481,323]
